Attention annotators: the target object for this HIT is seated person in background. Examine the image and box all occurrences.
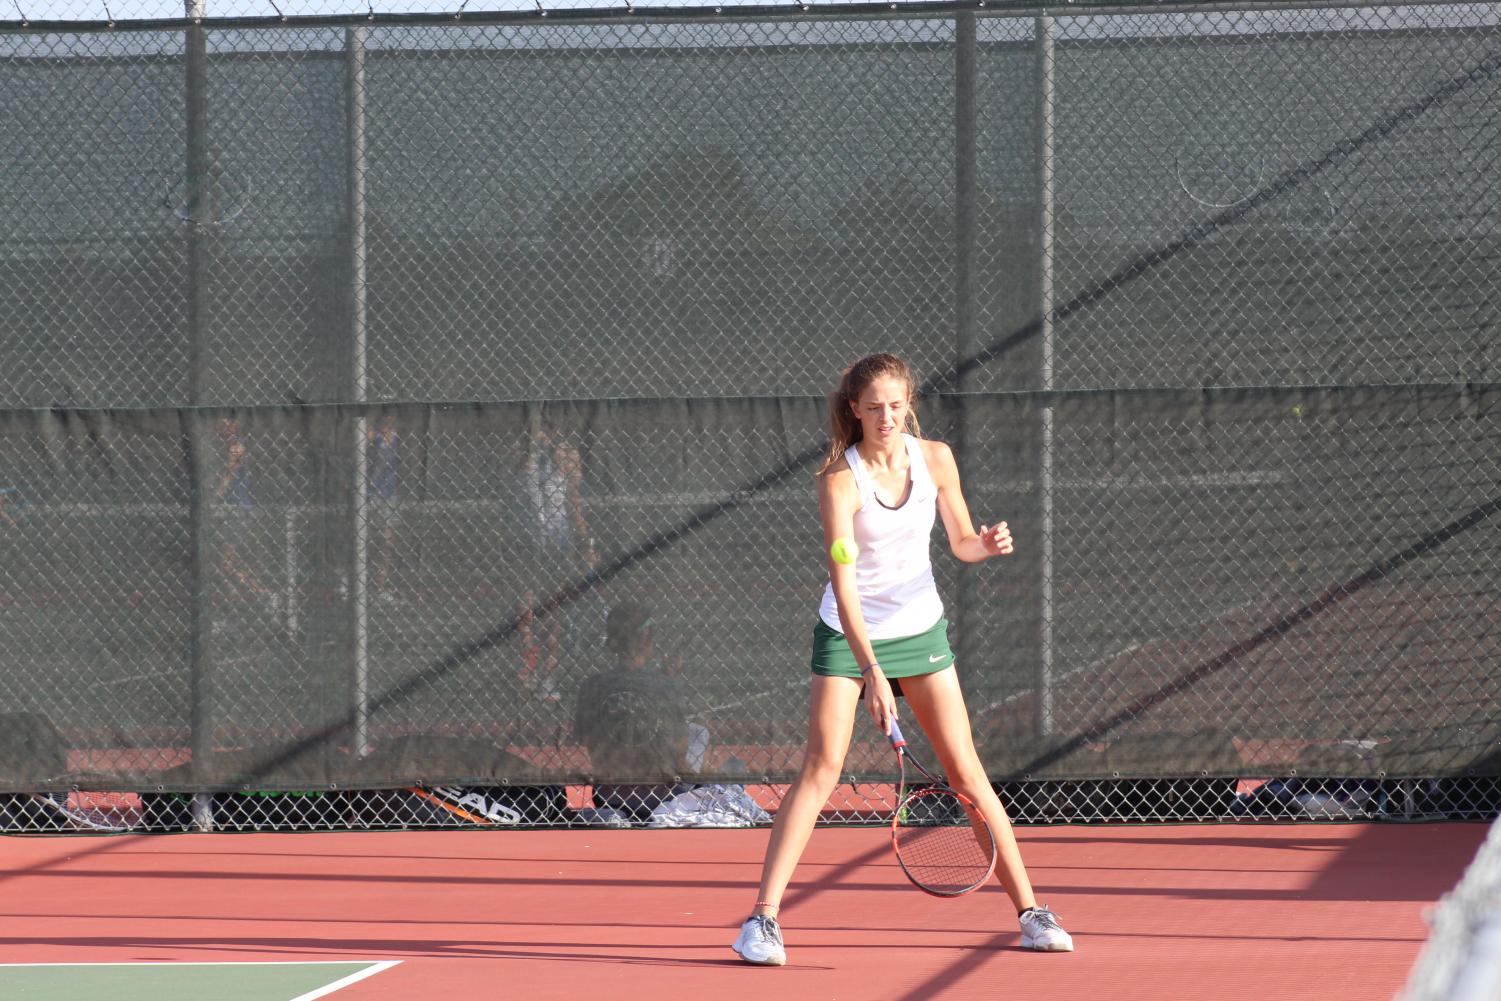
[573,601,695,823]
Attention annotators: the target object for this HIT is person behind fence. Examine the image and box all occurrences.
[517,426,600,702]
[213,416,276,612]
[573,601,696,823]
[366,415,400,598]
[730,352,1074,966]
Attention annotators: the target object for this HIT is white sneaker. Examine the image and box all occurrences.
[731,914,786,966]
[1019,906,1074,952]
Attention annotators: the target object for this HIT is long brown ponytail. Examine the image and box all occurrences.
[819,353,921,474]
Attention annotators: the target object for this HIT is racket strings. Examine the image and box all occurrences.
[892,789,996,895]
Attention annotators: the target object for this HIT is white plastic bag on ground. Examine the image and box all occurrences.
[647,784,771,828]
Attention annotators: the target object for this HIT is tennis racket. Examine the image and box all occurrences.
[885,718,997,897]
[405,786,497,825]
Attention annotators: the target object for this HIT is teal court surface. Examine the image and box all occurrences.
[0,962,399,1000]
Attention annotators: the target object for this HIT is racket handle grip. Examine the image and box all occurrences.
[887,717,907,749]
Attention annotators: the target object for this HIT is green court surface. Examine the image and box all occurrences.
[0,961,399,1001]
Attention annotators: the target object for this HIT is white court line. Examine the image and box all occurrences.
[288,961,401,1001]
[696,676,808,716]
[973,641,1143,719]
[975,597,1259,718]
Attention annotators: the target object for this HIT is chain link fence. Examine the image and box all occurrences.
[0,1,1498,832]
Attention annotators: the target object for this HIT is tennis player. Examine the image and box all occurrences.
[732,353,1073,965]
[213,416,274,607]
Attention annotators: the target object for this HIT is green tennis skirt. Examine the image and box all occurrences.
[810,617,955,693]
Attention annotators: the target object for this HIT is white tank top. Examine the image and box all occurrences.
[818,433,944,639]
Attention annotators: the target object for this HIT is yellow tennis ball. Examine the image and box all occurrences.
[830,537,859,565]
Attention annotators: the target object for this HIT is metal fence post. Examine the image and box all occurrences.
[184,0,215,831]
[1034,12,1056,739]
[951,12,980,671]
[347,25,371,760]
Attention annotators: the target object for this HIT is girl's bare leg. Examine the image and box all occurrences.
[898,667,1037,912]
[750,675,862,916]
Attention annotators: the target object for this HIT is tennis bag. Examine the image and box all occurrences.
[136,737,566,830]
[355,735,567,828]
[140,783,568,831]
[138,748,349,830]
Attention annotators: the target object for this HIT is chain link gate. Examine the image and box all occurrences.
[0,0,1497,832]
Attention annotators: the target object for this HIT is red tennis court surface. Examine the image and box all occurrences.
[0,822,1483,1001]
